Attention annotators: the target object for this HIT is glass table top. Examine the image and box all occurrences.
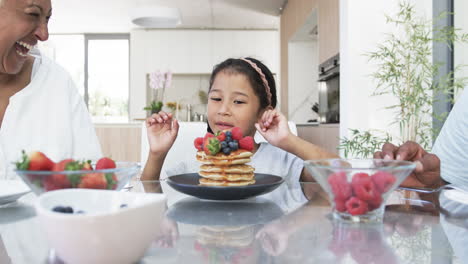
[0,180,466,264]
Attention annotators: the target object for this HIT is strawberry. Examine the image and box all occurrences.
[351,173,379,202]
[238,136,254,151]
[345,197,369,215]
[204,132,215,141]
[231,127,243,140]
[203,137,221,155]
[78,173,108,189]
[194,137,204,150]
[327,171,352,200]
[105,173,118,190]
[82,160,93,170]
[216,131,226,142]
[371,171,396,193]
[96,157,116,169]
[43,159,79,190]
[16,150,54,171]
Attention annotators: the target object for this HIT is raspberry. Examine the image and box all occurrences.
[371,171,396,193]
[327,172,352,200]
[351,173,379,201]
[231,127,243,140]
[194,137,204,150]
[368,192,383,211]
[334,198,347,212]
[345,197,369,215]
[238,136,254,151]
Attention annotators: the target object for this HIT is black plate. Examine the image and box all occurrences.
[166,197,284,226]
[166,173,284,200]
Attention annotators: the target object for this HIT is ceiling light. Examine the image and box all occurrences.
[130,6,181,28]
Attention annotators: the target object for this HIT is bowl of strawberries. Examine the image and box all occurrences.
[14,151,140,195]
[304,159,416,223]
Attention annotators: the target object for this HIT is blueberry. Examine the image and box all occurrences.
[52,206,74,214]
[228,141,236,149]
[225,131,232,137]
[225,136,232,143]
[222,147,231,155]
[220,141,227,148]
[120,204,128,208]
[230,141,239,151]
[76,210,85,214]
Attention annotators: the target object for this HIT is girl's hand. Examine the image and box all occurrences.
[255,109,292,149]
[256,220,290,256]
[146,111,179,155]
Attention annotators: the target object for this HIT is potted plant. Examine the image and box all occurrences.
[144,70,172,115]
[143,100,163,114]
[339,1,468,158]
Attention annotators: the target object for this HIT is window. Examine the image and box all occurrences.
[39,35,85,96]
[39,34,130,123]
[86,35,129,123]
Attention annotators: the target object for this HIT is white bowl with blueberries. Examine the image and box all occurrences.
[35,189,167,264]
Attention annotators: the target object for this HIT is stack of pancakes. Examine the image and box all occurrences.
[196,149,255,186]
[196,225,254,247]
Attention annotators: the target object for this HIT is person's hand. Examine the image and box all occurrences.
[255,109,292,149]
[154,217,179,248]
[383,208,438,237]
[374,141,441,188]
[256,220,290,256]
[146,111,179,155]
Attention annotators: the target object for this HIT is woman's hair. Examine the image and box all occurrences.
[206,57,277,133]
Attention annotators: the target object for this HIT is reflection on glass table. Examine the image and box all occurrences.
[440,188,468,263]
[1,181,466,263]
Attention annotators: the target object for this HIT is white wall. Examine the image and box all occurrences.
[130,29,279,120]
[340,0,432,151]
[288,40,319,124]
[455,0,468,99]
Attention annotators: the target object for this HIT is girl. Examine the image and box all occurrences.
[141,57,338,208]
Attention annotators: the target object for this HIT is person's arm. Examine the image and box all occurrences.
[255,109,339,185]
[140,111,179,181]
[256,109,339,161]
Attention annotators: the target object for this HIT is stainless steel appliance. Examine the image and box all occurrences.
[318,54,339,124]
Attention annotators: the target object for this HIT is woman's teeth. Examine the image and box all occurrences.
[16,41,33,57]
[17,41,33,50]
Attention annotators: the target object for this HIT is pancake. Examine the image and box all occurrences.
[200,164,255,174]
[196,226,255,247]
[197,150,253,160]
[195,140,255,187]
[197,155,251,165]
[199,178,256,186]
[198,171,255,181]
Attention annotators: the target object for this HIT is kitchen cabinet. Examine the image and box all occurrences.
[130,29,278,120]
[297,124,339,155]
[318,0,339,64]
[95,124,142,162]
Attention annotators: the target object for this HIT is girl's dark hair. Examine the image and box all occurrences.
[206,58,277,133]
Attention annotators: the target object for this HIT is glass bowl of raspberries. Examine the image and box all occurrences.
[304,159,416,223]
[14,151,140,195]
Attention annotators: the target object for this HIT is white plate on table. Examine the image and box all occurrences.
[0,180,31,205]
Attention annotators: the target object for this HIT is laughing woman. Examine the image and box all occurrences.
[0,0,101,178]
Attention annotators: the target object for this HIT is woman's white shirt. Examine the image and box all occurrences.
[0,51,102,179]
